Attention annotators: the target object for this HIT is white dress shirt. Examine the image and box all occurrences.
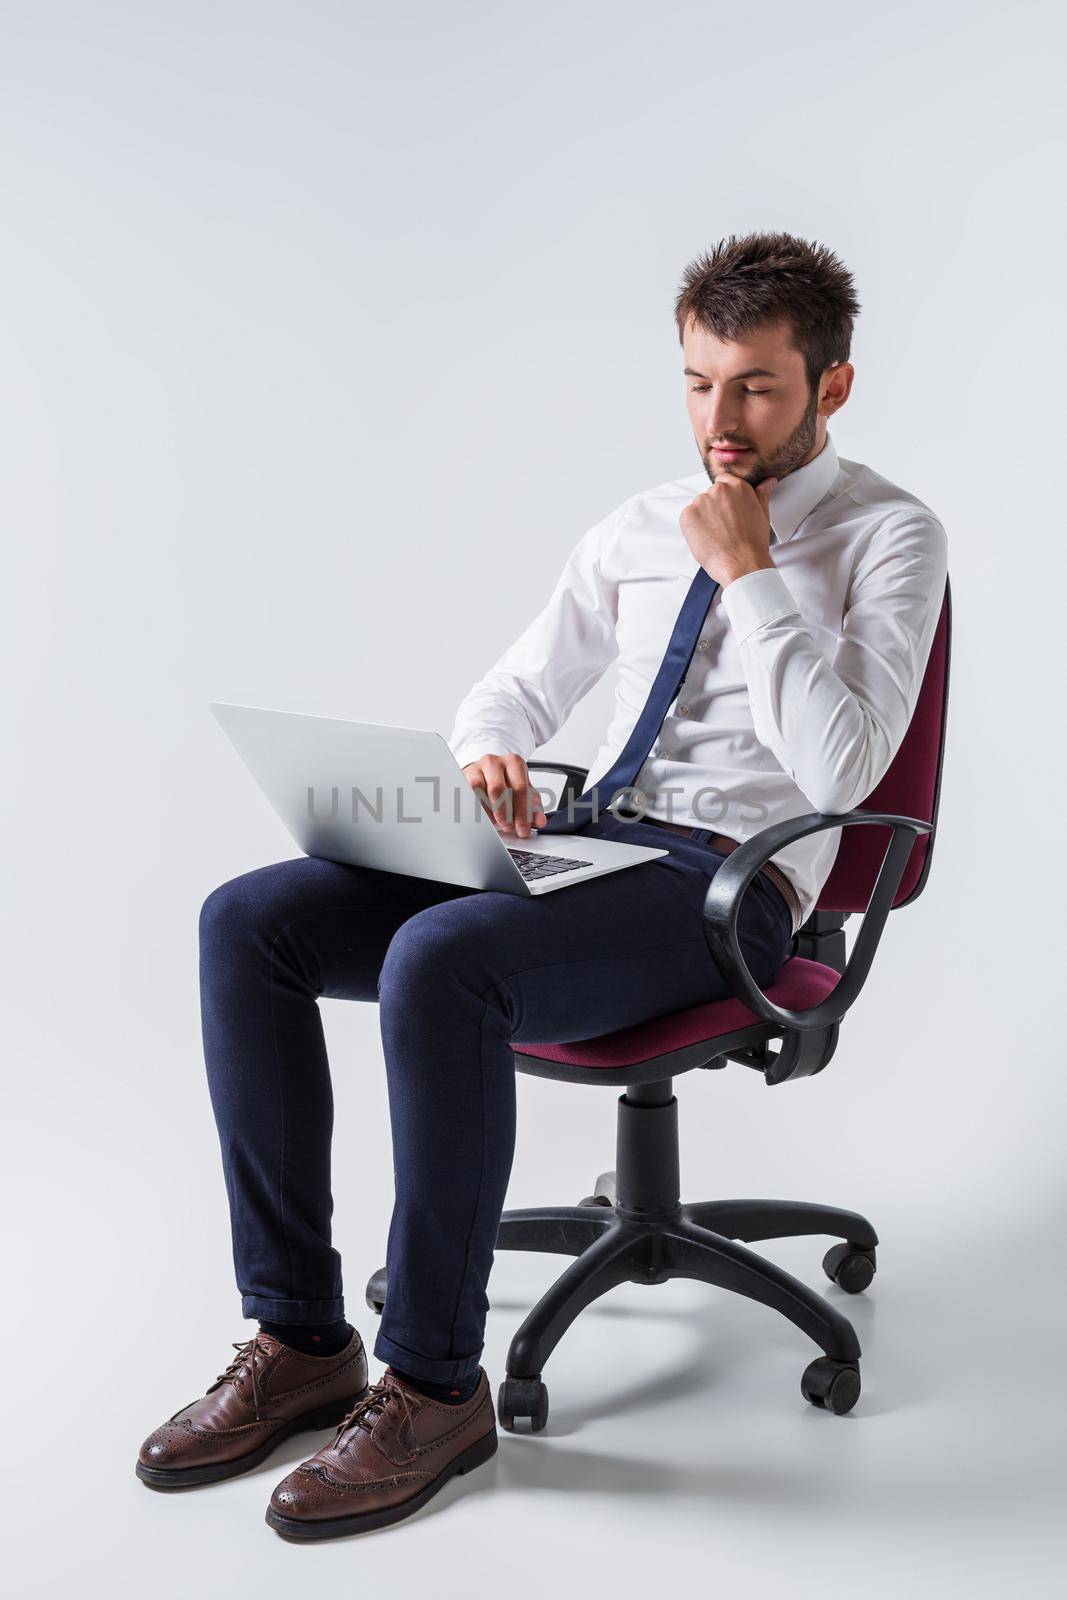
[447,431,949,935]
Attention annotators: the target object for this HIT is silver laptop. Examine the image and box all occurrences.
[209,703,668,896]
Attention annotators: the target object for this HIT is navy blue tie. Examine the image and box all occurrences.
[539,565,719,834]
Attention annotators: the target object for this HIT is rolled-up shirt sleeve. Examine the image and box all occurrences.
[446,501,626,771]
[719,514,949,814]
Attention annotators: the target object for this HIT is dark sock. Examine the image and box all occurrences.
[258,1319,353,1357]
[386,1364,480,1405]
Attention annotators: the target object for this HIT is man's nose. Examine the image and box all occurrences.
[702,393,740,436]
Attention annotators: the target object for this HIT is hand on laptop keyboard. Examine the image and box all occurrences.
[461,754,548,839]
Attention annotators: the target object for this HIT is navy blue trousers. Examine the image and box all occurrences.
[199,814,794,1384]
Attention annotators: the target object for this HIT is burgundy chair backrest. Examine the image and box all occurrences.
[817,576,952,915]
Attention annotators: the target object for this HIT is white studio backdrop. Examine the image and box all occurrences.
[2,2,1065,1595]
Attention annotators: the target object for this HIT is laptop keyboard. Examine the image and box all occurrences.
[506,848,594,882]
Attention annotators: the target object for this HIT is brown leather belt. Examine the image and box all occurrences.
[643,817,802,934]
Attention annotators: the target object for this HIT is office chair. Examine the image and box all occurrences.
[367,577,951,1431]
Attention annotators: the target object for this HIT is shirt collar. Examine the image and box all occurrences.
[768,431,840,544]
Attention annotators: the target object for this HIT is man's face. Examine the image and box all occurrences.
[682,316,835,487]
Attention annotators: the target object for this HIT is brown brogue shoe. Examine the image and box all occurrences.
[265,1368,497,1538]
[136,1328,369,1489]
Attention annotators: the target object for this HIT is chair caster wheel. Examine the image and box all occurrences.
[802,1357,861,1414]
[823,1242,876,1294]
[578,1170,616,1208]
[498,1376,549,1433]
[365,1267,387,1316]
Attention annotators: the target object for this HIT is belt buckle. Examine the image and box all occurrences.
[610,786,646,821]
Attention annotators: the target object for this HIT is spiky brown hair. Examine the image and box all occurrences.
[674,231,861,392]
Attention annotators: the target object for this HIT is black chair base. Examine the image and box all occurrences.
[494,1198,874,1430]
[366,1077,878,1432]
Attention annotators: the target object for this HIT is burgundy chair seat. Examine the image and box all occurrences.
[516,955,841,1070]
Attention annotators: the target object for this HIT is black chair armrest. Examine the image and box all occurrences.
[527,761,590,810]
[703,809,932,1033]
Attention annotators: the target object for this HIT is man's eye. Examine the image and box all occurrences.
[743,388,771,395]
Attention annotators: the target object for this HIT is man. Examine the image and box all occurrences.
[137,230,948,1537]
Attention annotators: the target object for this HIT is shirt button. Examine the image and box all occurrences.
[696,638,710,651]
[678,704,691,717]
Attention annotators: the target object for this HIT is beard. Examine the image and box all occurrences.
[700,383,821,488]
